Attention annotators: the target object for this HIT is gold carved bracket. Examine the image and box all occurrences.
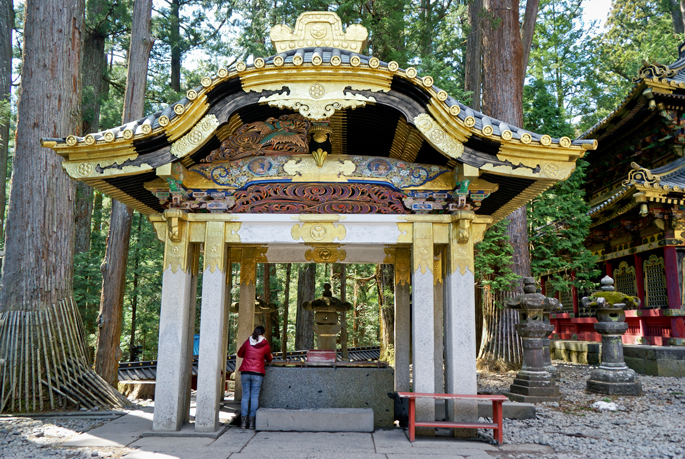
[395,248,411,286]
[270,12,368,53]
[412,222,433,275]
[204,222,226,274]
[305,245,346,263]
[292,222,347,243]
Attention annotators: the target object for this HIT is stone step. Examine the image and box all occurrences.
[255,408,374,432]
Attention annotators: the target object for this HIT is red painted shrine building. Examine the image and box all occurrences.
[544,44,685,346]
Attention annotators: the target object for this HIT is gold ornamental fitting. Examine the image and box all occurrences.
[350,55,361,66]
[520,133,532,144]
[293,54,303,65]
[501,130,513,140]
[217,68,228,78]
[369,57,380,68]
[103,131,115,142]
[201,77,212,87]
[122,129,133,139]
[405,67,417,78]
[387,61,399,72]
[331,55,341,66]
[187,89,198,100]
[273,56,284,66]
[449,105,461,116]
[540,134,552,146]
[141,124,152,134]
[559,136,572,148]
[254,57,265,68]
[464,116,475,127]
[422,76,434,87]
[437,91,448,101]
[159,116,170,127]
[84,134,95,145]
[482,125,493,136]
[312,54,322,66]
[66,135,78,146]
[236,61,247,72]
[174,104,185,115]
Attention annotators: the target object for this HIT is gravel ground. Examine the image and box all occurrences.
[0,361,683,458]
[477,361,685,459]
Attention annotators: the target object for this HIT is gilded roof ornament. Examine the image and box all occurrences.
[270,12,368,53]
[634,59,681,83]
[625,161,661,186]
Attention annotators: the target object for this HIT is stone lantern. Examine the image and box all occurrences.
[230,297,278,327]
[303,283,352,350]
[504,277,560,403]
[582,276,642,396]
[543,295,563,378]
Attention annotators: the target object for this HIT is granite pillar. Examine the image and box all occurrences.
[394,248,411,393]
[412,222,435,435]
[433,252,445,394]
[235,248,257,402]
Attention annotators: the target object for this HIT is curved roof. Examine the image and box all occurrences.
[41,12,594,220]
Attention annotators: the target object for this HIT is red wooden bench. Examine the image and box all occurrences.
[397,392,508,445]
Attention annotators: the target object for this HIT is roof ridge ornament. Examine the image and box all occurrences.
[270,11,368,53]
[625,161,660,185]
[634,59,680,83]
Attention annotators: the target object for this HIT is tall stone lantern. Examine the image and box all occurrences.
[303,283,352,350]
[504,277,560,403]
[582,276,642,396]
[543,295,563,378]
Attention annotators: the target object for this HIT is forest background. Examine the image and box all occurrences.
[0,0,683,373]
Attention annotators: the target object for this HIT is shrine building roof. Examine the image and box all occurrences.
[41,11,595,222]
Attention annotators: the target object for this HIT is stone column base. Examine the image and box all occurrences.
[504,371,560,403]
[586,367,642,396]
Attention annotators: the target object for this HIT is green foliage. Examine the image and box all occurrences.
[523,78,574,137]
[474,220,519,291]
[528,158,599,292]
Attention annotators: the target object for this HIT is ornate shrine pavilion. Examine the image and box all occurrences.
[42,12,593,433]
[544,43,685,348]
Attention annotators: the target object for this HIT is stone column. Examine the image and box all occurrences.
[433,252,444,394]
[394,248,411,392]
[195,222,228,432]
[153,211,195,431]
[443,212,480,436]
[234,248,257,401]
[183,255,199,425]
[411,222,435,435]
[585,276,642,395]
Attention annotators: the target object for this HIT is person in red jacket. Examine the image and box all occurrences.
[237,325,273,429]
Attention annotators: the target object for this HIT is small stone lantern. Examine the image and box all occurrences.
[582,276,642,396]
[543,295,563,378]
[504,277,560,403]
[303,283,352,350]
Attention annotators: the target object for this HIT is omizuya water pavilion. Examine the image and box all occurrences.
[42,12,595,433]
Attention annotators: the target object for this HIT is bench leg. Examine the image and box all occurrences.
[408,398,415,442]
[492,400,503,445]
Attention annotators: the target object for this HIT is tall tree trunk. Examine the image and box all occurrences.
[479,0,538,366]
[128,213,142,362]
[0,0,13,252]
[465,0,483,111]
[170,0,181,93]
[352,280,359,347]
[671,0,685,34]
[281,263,291,358]
[520,0,539,81]
[94,0,154,387]
[295,263,315,350]
[334,264,348,359]
[75,0,108,255]
[377,264,394,362]
[0,0,128,413]
[263,262,272,343]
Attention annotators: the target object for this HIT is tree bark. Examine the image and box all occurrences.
[170,0,181,93]
[479,0,537,366]
[377,264,394,362]
[465,0,483,111]
[128,214,142,361]
[520,0,539,82]
[295,263,315,350]
[263,262,272,343]
[352,280,360,347]
[75,0,109,254]
[281,263,291,358]
[671,0,685,34]
[0,0,13,250]
[94,0,153,387]
[334,264,348,359]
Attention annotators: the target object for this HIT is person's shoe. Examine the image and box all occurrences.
[249,416,256,429]
[240,416,248,429]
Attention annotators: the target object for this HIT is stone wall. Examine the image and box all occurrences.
[258,366,394,427]
[550,340,685,377]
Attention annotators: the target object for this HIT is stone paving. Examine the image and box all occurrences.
[0,361,683,458]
